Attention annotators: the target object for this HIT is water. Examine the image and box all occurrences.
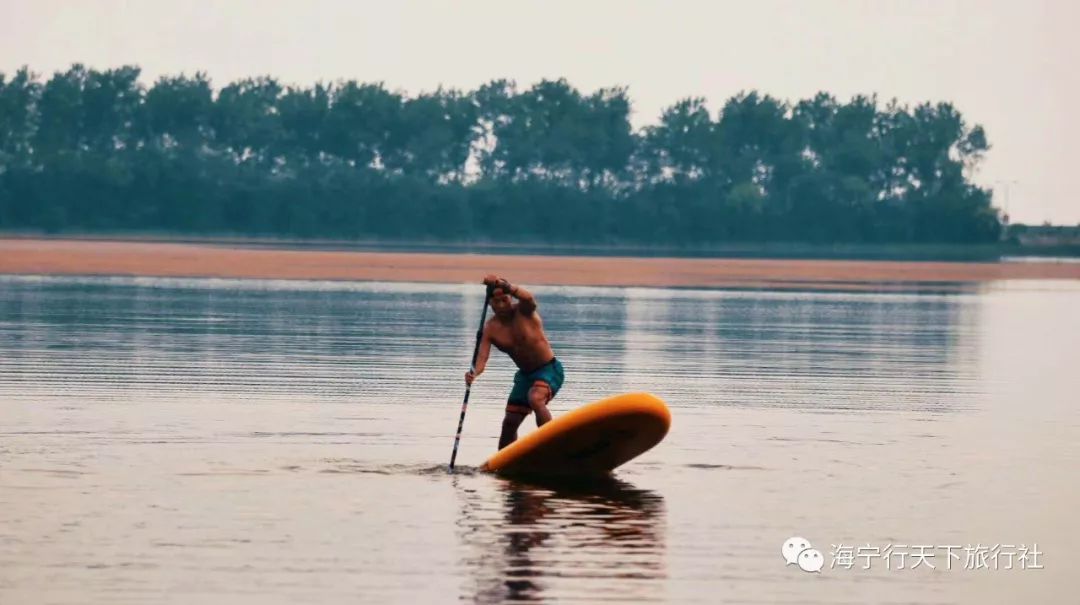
[1,275,1077,603]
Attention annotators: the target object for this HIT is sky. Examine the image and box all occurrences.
[3,0,1077,224]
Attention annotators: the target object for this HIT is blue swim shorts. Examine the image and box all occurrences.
[507,358,564,407]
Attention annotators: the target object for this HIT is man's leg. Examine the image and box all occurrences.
[528,382,553,427]
[499,405,530,449]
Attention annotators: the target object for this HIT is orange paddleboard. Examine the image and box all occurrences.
[480,392,671,477]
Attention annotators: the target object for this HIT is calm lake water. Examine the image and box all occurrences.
[1,275,1077,604]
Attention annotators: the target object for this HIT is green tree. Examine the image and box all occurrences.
[0,63,1004,246]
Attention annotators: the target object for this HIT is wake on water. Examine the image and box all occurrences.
[318,460,481,476]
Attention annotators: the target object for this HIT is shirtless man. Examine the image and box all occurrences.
[465,275,565,449]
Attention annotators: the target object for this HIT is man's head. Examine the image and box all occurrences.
[488,286,514,316]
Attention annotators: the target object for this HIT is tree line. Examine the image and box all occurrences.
[0,64,1002,245]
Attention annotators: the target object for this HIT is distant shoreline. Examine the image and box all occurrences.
[2,237,1078,291]
[1,230,1077,261]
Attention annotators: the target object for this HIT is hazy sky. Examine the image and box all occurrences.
[4,0,1077,223]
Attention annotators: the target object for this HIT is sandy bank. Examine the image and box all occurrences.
[1,238,1078,290]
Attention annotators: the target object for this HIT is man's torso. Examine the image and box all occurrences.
[488,310,554,371]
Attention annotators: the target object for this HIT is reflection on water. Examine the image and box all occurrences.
[457,476,665,603]
[1,275,1077,603]
[612,288,979,412]
[0,276,980,415]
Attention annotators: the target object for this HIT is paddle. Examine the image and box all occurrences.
[449,286,492,472]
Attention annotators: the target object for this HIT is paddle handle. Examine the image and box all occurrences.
[449,296,489,472]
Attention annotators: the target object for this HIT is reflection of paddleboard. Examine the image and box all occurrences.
[480,392,671,477]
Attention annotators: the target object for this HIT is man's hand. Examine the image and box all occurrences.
[483,274,513,295]
[465,370,476,386]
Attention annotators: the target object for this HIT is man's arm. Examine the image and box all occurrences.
[509,283,537,315]
[465,325,493,385]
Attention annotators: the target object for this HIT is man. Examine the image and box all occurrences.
[465,275,564,449]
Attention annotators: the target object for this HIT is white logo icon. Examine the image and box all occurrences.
[782,536,822,573]
[782,536,812,565]
[798,548,824,573]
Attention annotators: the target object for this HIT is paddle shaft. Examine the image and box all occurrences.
[449,294,490,472]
